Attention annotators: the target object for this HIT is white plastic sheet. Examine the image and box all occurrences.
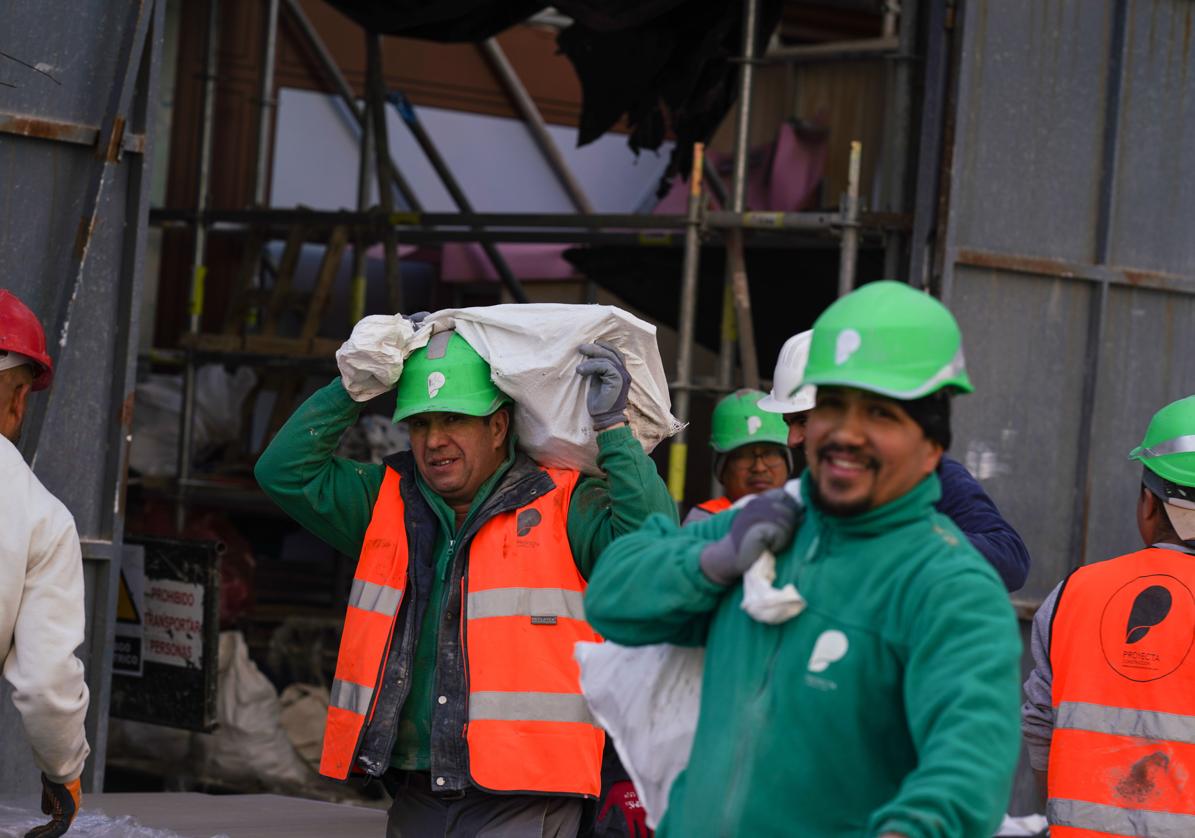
[0,803,211,838]
[575,642,704,829]
[129,365,258,477]
[336,304,682,475]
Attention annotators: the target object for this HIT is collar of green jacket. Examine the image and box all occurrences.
[415,433,519,535]
[802,466,943,538]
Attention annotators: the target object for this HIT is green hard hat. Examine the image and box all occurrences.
[799,280,973,400]
[710,389,789,453]
[1129,396,1195,487]
[392,331,510,423]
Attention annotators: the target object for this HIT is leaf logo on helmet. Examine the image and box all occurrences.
[427,372,446,399]
[835,329,862,366]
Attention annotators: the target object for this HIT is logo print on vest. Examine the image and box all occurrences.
[1125,585,1172,644]
[427,371,446,399]
[835,329,862,365]
[807,630,849,673]
[1100,574,1195,682]
[517,509,542,537]
[746,416,762,435]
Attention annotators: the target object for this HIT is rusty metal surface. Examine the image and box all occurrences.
[944,0,1195,586]
[942,2,1195,814]
[0,0,163,797]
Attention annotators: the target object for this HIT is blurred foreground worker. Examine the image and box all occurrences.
[759,328,1031,591]
[0,291,89,838]
[1023,395,1195,836]
[256,323,675,837]
[585,281,1022,837]
[682,389,790,524]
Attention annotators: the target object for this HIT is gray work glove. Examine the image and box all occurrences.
[699,488,803,586]
[577,341,631,431]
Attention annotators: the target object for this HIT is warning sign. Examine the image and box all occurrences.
[143,579,205,668]
[113,549,145,677]
[111,537,219,732]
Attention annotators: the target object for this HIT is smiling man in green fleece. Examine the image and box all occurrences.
[584,281,1022,838]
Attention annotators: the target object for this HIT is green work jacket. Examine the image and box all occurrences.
[584,471,1021,838]
[255,378,676,770]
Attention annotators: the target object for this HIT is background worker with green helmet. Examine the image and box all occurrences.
[255,320,675,837]
[585,280,1022,838]
[1023,395,1195,835]
[682,389,791,525]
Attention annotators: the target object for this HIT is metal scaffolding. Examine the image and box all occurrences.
[160,0,915,513]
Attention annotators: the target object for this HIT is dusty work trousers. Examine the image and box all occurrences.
[386,772,583,838]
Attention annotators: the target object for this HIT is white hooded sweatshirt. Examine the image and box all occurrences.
[0,434,90,782]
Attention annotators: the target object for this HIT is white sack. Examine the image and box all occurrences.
[427,305,681,474]
[337,304,682,475]
[335,314,420,402]
[575,642,704,829]
[129,365,258,477]
[193,631,315,788]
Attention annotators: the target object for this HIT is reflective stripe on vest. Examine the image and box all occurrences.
[1048,798,1195,837]
[465,466,604,797]
[1048,547,1195,833]
[696,496,732,515]
[320,468,409,780]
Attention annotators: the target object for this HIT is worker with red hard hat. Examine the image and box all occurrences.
[0,289,89,838]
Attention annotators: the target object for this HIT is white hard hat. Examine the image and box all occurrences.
[757,330,816,414]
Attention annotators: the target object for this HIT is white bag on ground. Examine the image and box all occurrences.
[575,642,705,829]
[336,304,682,475]
[193,631,315,788]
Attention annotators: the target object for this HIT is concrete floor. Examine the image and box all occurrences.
[1,793,386,838]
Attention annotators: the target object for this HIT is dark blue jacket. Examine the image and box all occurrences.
[936,455,1030,592]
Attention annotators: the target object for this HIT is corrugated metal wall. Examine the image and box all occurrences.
[941,0,1195,813]
[0,1,163,794]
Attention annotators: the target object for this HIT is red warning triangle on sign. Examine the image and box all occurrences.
[117,570,140,624]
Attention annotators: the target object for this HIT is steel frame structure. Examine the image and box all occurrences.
[159,0,918,512]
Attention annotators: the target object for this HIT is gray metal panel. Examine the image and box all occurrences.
[949,267,1093,601]
[1107,1,1195,272]
[1084,285,1195,562]
[949,0,1113,264]
[0,0,162,794]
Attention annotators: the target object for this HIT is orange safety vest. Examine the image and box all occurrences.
[1047,546,1195,837]
[320,465,605,797]
[695,496,733,516]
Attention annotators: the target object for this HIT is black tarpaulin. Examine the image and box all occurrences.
[323,0,782,187]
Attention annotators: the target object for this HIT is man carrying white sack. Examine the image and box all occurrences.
[255,311,676,837]
[0,290,90,838]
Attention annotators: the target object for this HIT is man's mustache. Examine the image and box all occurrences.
[817,444,880,471]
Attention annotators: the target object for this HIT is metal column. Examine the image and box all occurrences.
[177,0,220,520]
[365,33,402,312]
[668,144,706,506]
[716,0,762,393]
[837,141,863,296]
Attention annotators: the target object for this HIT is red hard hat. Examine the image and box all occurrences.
[0,290,53,391]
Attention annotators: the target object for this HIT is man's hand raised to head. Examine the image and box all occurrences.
[577,341,631,431]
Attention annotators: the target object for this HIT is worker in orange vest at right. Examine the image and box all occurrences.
[1023,394,1195,836]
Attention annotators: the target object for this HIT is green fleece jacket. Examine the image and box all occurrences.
[584,472,1021,838]
[254,378,676,769]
